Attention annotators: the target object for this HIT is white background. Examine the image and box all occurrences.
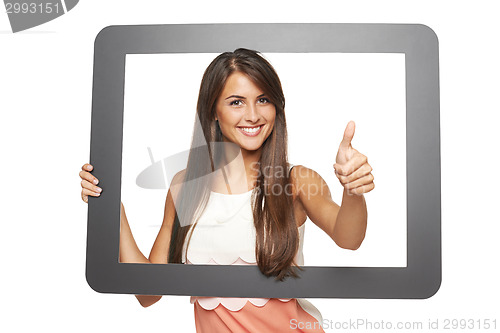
[1,1,499,332]
[123,53,407,267]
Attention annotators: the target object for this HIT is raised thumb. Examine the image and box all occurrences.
[339,120,355,149]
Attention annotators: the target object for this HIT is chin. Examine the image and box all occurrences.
[239,142,264,152]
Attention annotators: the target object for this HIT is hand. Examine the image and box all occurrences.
[79,163,102,203]
[334,121,375,195]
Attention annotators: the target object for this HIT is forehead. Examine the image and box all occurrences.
[220,72,264,95]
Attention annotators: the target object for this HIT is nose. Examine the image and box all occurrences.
[244,104,261,123]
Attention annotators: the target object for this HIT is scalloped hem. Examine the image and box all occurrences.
[185,256,256,265]
[191,296,292,311]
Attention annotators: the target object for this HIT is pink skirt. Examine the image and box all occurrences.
[194,298,325,333]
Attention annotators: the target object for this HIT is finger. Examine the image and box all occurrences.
[82,188,101,197]
[339,120,355,150]
[349,182,375,195]
[81,192,88,203]
[336,164,372,184]
[344,173,374,191]
[81,179,102,193]
[334,153,367,176]
[79,170,99,185]
[82,163,94,172]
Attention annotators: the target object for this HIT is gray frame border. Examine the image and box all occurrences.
[86,23,441,299]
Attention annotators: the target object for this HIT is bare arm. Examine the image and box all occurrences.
[80,163,180,308]
[291,165,367,250]
[332,189,367,250]
[119,202,150,263]
[125,187,177,307]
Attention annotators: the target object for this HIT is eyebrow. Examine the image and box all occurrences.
[225,93,266,100]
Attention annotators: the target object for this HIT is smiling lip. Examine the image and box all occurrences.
[237,125,263,137]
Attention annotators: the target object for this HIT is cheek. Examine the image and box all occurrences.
[266,107,277,125]
[219,114,238,129]
[216,107,233,126]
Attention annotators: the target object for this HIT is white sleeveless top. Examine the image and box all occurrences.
[181,164,323,323]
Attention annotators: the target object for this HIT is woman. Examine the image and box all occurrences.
[80,48,374,332]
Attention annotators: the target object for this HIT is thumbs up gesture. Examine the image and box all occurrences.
[334,121,375,195]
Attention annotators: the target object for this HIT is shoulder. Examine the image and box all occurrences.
[289,165,329,201]
[169,168,187,203]
[171,168,187,184]
[289,165,326,187]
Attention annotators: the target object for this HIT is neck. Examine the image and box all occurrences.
[217,144,262,193]
[239,147,262,183]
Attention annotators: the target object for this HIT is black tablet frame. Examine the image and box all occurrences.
[86,23,441,299]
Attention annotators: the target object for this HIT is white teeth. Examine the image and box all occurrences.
[240,126,261,133]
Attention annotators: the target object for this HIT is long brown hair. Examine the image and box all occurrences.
[168,48,301,281]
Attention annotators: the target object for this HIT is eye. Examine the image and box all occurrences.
[230,100,244,106]
[258,97,270,104]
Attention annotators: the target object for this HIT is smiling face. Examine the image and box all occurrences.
[215,71,276,152]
